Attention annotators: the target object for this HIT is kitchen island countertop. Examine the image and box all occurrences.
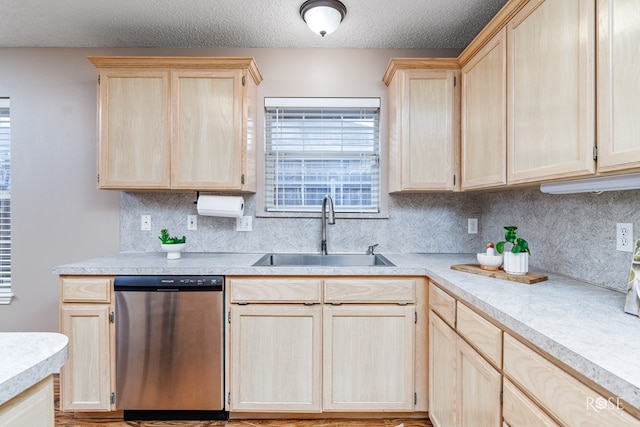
[54,251,640,412]
[0,332,68,406]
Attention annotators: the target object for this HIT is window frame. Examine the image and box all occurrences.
[259,97,388,219]
[0,98,12,304]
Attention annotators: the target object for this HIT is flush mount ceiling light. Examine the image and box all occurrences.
[300,0,347,37]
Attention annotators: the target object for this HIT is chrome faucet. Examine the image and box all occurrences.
[320,195,335,255]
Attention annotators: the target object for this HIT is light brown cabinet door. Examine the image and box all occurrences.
[507,0,596,184]
[59,304,113,411]
[504,333,639,427]
[171,69,244,190]
[97,70,171,189]
[0,376,55,427]
[461,28,507,190]
[597,0,640,173]
[502,378,560,427]
[323,305,415,411]
[456,336,502,427]
[91,57,260,192]
[428,310,456,427]
[388,69,460,192]
[229,305,322,412]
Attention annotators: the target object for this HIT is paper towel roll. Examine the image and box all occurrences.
[197,195,244,218]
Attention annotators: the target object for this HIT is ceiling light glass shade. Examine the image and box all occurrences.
[300,0,347,37]
[539,173,640,194]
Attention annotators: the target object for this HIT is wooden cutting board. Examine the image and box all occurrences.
[451,264,548,284]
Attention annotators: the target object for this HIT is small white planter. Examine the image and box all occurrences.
[161,243,186,260]
[503,252,529,275]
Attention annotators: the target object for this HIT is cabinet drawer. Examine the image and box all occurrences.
[429,282,456,326]
[323,278,415,303]
[456,302,502,367]
[504,334,638,427]
[61,277,112,303]
[503,378,559,427]
[229,277,322,303]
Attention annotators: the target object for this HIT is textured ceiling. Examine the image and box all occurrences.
[0,0,508,49]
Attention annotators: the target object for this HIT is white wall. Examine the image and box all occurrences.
[0,47,456,332]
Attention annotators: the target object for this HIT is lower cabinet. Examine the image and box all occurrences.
[503,333,639,427]
[428,310,457,427]
[59,276,114,412]
[323,305,415,411]
[502,378,560,427]
[230,304,322,412]
[455,336,501,426]
[428,310,501,427]
[0,376,55,427]
[430,280,640,427]
[227,276,426,414]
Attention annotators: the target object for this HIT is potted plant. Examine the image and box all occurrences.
[496,226,530,275]
[159,228,186,259]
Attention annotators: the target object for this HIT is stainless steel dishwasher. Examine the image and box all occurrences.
[114,275,225,420]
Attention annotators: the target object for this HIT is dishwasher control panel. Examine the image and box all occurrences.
[115,275,224,291]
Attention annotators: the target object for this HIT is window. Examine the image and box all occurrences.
[265,98,380,214]
[0,98,11,304]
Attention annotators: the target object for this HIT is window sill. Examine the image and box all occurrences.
[0,290,14,304]
[256,211,390,220]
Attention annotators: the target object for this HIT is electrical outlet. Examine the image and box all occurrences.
[616,223,633,252]
[236,215,252,232]
[468,218,478,234]
[141,215,151,231]
[187,215,197,231]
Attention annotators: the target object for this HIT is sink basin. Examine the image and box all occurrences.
[253,253,395,267]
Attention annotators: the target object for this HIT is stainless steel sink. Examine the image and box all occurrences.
[253,253,395,267]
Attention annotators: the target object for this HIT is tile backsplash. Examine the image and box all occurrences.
[121,188,640,293]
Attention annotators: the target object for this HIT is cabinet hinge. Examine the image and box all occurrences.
[241,174,245,185]
[414,311,418,324]
[242,75,246,87]
[110,392,115,405]
[109,311,114,324]
[453,76,457,87]
[453,174,456,186]
[98,75,100,85]
[414,392,417,405]
[227,392,231,405]
[500,388,503,405]
[228,311,232,323]
[593,145,598,161]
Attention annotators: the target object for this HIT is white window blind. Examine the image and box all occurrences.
[265,98,380,213]
[0,98,11,304]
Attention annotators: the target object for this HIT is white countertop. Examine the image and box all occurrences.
[0,332,69,405]
[54,251,640,411]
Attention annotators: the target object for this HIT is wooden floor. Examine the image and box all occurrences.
[54,375,433,427]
